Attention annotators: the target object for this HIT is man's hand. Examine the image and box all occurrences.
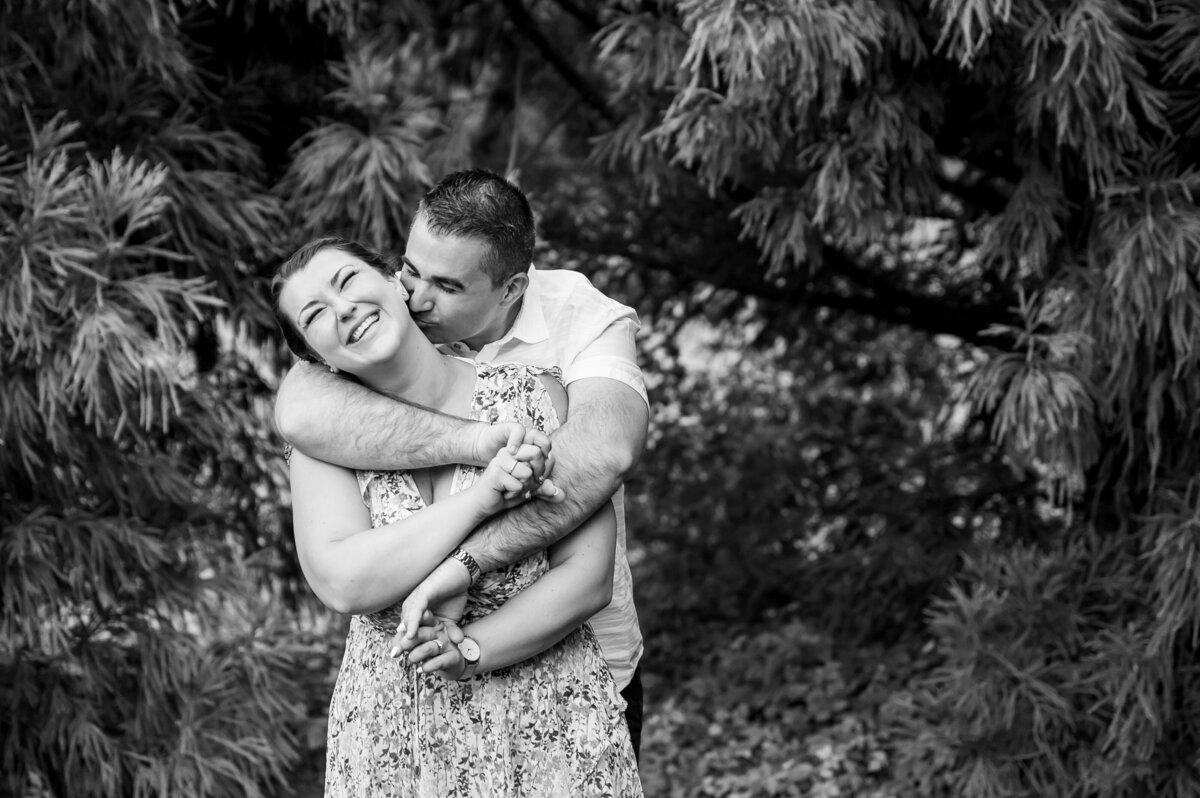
[394,618,468,680]
[474,424,565,506]
[472,422,555,478]
[454,377,645,573]
[389,614,468,680]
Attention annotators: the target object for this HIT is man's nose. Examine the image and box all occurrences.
[407,279,432,311]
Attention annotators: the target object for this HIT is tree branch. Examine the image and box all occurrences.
[546,0,602,31]
[648,245,1018,349]
[817,247,1017,348]
[499,0,616,123]
[540,188,1019,347]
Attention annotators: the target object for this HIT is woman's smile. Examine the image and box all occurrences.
[347,312,380,344]
[279,247,413,356]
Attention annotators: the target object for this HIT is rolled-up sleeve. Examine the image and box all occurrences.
[561,317,648,407]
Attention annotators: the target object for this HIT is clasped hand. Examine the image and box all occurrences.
[475,421,564,511]
[390,611,468,680]
[389,422,563,680]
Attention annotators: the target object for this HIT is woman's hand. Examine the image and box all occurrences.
[398,557,470,639]
[474,426,564,514]
[472,422,554,479]
[477,423,565,503]
[391,616,469,681]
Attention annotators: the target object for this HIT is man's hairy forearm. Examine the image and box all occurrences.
[275,361,479,471]
[462,451,621,571]
[461,380,648,571]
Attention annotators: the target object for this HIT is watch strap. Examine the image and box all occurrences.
[449,547,481,586]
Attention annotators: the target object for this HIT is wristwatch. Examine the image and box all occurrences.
[449,547,481,587]
[457,636,481,680]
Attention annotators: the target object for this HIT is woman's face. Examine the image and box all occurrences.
[278,247,412,375]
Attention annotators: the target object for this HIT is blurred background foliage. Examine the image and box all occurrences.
[3,0,1200,796]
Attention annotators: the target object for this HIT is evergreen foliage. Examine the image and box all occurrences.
[1,3,304,795]
[5,0,1200,795]
[572,2,1200,793]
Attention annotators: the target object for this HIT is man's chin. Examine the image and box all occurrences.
[414,320,447,342]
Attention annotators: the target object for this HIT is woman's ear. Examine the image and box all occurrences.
[391,276,410,301]
[308,354,335,374]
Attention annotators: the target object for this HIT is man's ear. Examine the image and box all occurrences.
[498,273,529,308]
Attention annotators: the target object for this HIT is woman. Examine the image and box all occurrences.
[272,237,643,797]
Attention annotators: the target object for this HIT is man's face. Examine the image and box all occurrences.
[401,216,514,350]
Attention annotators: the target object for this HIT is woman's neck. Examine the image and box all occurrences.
[362,347,474,415]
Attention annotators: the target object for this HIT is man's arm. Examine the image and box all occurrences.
[460,376,648,571]
[276,359,512,470]
[290,430,547,616]
[400,501,618,678]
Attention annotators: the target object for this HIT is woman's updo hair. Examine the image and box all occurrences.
[271,236,399,362]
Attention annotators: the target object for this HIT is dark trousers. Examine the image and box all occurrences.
[619,664,643,762]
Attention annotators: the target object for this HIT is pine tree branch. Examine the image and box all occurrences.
[546,0,602,32]
[541,182,1019,347]
[812,244,1017,347]
[498,0,616,123]
[641,243,1018,348]
[696,185,1019,346]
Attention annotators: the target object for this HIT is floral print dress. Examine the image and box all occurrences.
[323,362,643,797]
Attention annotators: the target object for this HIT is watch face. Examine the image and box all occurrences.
[458,637,480,663]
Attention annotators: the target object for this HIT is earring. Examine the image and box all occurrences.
[329,365,338,374]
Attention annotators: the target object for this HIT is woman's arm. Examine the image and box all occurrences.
[395,371,619,677]
[291,434,542,615]
[465,500,617,672]
[399,500,617,677]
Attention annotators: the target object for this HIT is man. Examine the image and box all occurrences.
[274,169,649,756]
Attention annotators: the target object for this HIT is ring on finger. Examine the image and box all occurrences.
[433,638,444,652]
[506,460,518,475]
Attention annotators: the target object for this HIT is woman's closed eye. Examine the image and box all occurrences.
[300,307,324,328]
[300,269,359,327]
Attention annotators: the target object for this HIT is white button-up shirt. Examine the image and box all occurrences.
[442,266,645,690]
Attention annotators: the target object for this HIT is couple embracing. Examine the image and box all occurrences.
[272,169,647,796]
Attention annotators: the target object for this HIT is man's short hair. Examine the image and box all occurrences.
[414,169,535,286]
